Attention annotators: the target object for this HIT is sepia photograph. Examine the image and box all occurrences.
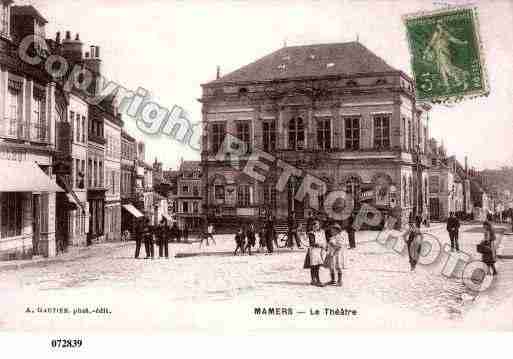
[0,0,512,347]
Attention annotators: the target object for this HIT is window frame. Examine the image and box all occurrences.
[344,117,360,150]
[373,114,391,150]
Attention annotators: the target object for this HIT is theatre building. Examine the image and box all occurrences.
[200,42,431,227]
[0,3,64,259]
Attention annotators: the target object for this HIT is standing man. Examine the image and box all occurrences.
[158,217,169,258]
[287,213,301,249]
[134,218,144,259]
[143,217,154,259]
[306,211,315,232]
[183,224,189,242]
[265,215,275,254]
[347,213,356,249]
[447,212,460,251]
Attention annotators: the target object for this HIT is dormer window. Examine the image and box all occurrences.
[282,54,290,61]
[277,63,287,71]
[346,80,357,87]
[309,53,316,60]
[326,62,335,68]
[376,78,387,85]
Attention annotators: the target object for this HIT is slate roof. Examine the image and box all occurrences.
[207,42,398,85]
[11,5,48,24]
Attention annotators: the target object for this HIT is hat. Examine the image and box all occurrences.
[331,223,342,232]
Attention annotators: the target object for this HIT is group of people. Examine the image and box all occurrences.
[303,220,347,287]
[133,217,192,259]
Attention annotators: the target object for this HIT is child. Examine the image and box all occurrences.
[326,223,346,286]
[234,227,246,256]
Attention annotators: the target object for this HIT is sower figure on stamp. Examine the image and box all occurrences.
[447,212,460,252]
[324,223,346,286]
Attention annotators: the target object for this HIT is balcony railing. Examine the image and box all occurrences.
[1,118,25,139]
[29,123,48,143]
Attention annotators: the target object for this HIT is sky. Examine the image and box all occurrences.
[21,0,513,170]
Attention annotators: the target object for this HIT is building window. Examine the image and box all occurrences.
[214,185,225,200]
[237,184,251,207]
[345,177,360,205]
[211,123,226,154]
[236,121,251,152]
[183,201,189,213]
[0,193,23,238]
[288,117,305,150]
[82,116,86,143]
[403,176,408,206]
[408,119,412,151]
[344,117,360,150]
[7,81,22,138]
[0,3,9,37]
[408,177,413,206]
[262,121,276,152]
[373,115,390,149]
[316,117,331,150]
[182,185,189,194]
[193,185,199,197]
[80,160,85,189]
[32,88,46,142]
[193,202,199,213]
[402,117,406,149]
[88,159,93,188]
[262,183,277,209]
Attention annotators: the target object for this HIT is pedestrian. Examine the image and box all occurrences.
[447,211,460,251]
[324,223,346,286]
[134,219,144,259]
[234,226,246,255]
[306,211,315,232]
[287,214,302,249]
[158,217,169,258]
[305,220,327,287]
[477,221,498,275]
[170,222,178,243]
[183,224,189,242]
[265,215,276,254]
[245,223,257,255]
[406,222,422,271]
[143,217,154,259]
[206,222,216,245]
[258,224,266,252]
[415,214,422,229]
[347,213,356,249]
[122,229,130,242]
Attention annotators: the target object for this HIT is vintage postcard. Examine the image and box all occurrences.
[0,0,512,348]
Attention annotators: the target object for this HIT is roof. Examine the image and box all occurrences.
[11,5,48,24]
[207,42,398,85]
[180,161,201,171]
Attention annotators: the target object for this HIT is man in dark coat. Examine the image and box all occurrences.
[287,214,302,249]
[447,212,460,251]
[158,217,169,258]
[134,218,144,259]
[306,211,315,232]
[265,216,275,254]
[245,223,256,255]
[347,213,356,249]
[143,218,154,259]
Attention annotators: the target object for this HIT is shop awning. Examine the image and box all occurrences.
[0,160,64,192]
[123,204,144,218]
[58,175,85,214]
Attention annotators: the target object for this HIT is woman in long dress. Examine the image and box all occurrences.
[480,221,498,275]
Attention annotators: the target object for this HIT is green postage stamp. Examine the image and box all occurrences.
[403,6,489,103]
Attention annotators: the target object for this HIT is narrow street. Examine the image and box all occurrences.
[1,223,512,331]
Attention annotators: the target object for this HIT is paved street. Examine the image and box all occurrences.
[1,223,512,331]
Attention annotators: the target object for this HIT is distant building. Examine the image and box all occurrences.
[176,160,203,230]
[121,130,138,233]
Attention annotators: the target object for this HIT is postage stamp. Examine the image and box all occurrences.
[403,6,489,103]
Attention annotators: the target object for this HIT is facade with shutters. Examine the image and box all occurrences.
[200,42,432,228]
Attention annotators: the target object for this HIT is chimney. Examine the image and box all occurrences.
[90,45,95,58]
[75,33,80,41]
[56,31,61,44]
[65,31,71,40]
[61,30,83,64]
[216,65,220,80]
[465,156,468,175]
[85,52,90,58]
[95,46,100,58]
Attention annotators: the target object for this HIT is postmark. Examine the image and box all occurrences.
[403,6,489,103]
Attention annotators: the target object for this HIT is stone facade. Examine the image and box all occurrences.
[200,42,431,228]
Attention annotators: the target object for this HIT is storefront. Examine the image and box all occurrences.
[0,159,63,260]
